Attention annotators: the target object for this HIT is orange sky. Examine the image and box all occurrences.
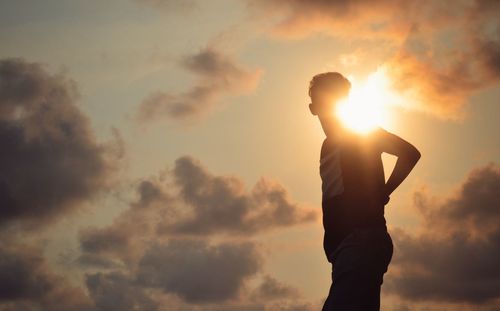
[0,1,499,310]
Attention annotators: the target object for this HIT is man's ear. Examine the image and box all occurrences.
[309,103,317,115]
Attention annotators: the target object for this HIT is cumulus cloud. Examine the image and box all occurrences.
[77,155,318,261]
[0,242,93,311]
[249,274,301,301]
[86,271,159,311]
[385,162,500,308]
[74,155,316,307]
[79,225,134,264]
[135,238,263,303]
[136,47,262,124]
[76,154,318,275]
[0,57,122,230]
[247,0,500,119]
[76,176,175,267]
[161,155,319,236]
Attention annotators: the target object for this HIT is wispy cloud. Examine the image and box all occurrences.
[247,0,500,119]
[136,46,262,125]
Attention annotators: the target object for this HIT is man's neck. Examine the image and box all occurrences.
[320,116,348,140]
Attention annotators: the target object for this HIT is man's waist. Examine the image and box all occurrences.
[322,193,385,210]
[352,222,387,232]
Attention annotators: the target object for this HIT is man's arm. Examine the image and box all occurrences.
[377,128,421,202]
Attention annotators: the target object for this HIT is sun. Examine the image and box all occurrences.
[334,68,394,134]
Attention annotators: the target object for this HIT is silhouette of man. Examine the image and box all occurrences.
[308,72,421,310]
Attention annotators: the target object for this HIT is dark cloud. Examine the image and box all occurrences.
[74,155,315,307]
[132,179,171,208]
[385,162,500,307]
[0,243,93,311]
[77,155,318,263]
[0,57,121,229]
[76,253,122,270]
[78,234,310,308]
[247,0,500,119]
[249,274,301,301]
[135,238,263,303]
[76,173,175,267]
[86,271,159,311]
[136,47,262,124]
[159,155,319,236]
[79,225,132,258]
[77,199,159,267]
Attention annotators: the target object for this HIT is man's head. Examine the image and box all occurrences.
[308,72,351,117]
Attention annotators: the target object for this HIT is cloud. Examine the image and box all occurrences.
[0,57,122,230]
[161,155,319,235]
[74,155,316,307]
[132,179,172,208]
[384,3,500,119]
[77,253,123,270]
[249,274,301,301]
[75,154,318,285]
[0,242,93,311]
[76,176,174,267]
[135,238,263,303]
[385,162,500,307]
[79,225,133,261]
[136,47,262,124]
[79,235,312,309]
[77,155,318,259]
[246,0,500,119]
[86,271,159,311]
[246,0,416,39]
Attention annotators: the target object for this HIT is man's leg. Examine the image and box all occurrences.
[363,230,393,310]
[321,270,334,311]
[322,228,393,311]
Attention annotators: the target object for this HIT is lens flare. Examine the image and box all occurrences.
[334,68,394,134]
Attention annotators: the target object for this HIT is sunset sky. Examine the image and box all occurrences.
[1,1,500,310]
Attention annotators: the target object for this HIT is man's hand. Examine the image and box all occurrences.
[380,190,390,205]
[371,190,390,206]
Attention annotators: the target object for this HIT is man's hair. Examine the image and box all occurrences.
[308,72,351,99]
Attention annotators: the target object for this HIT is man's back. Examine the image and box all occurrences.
[320,127,389,262]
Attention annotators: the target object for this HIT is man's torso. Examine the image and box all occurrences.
[320,128,388,261]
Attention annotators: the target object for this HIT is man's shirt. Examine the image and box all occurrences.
[320,126,390,262]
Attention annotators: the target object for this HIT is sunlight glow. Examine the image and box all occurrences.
[334,68,395,134]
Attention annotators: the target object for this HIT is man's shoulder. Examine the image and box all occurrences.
[366,126,396,154]
[372,126,389,135]
[367,126,391,142]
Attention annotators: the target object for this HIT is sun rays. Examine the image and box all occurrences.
[334,68,396,134]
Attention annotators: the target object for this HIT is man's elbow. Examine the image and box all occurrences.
[408,147,421,163]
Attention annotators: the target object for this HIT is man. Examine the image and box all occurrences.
[308,72,421,310]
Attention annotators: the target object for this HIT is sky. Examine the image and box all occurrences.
[0,0,499,310]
